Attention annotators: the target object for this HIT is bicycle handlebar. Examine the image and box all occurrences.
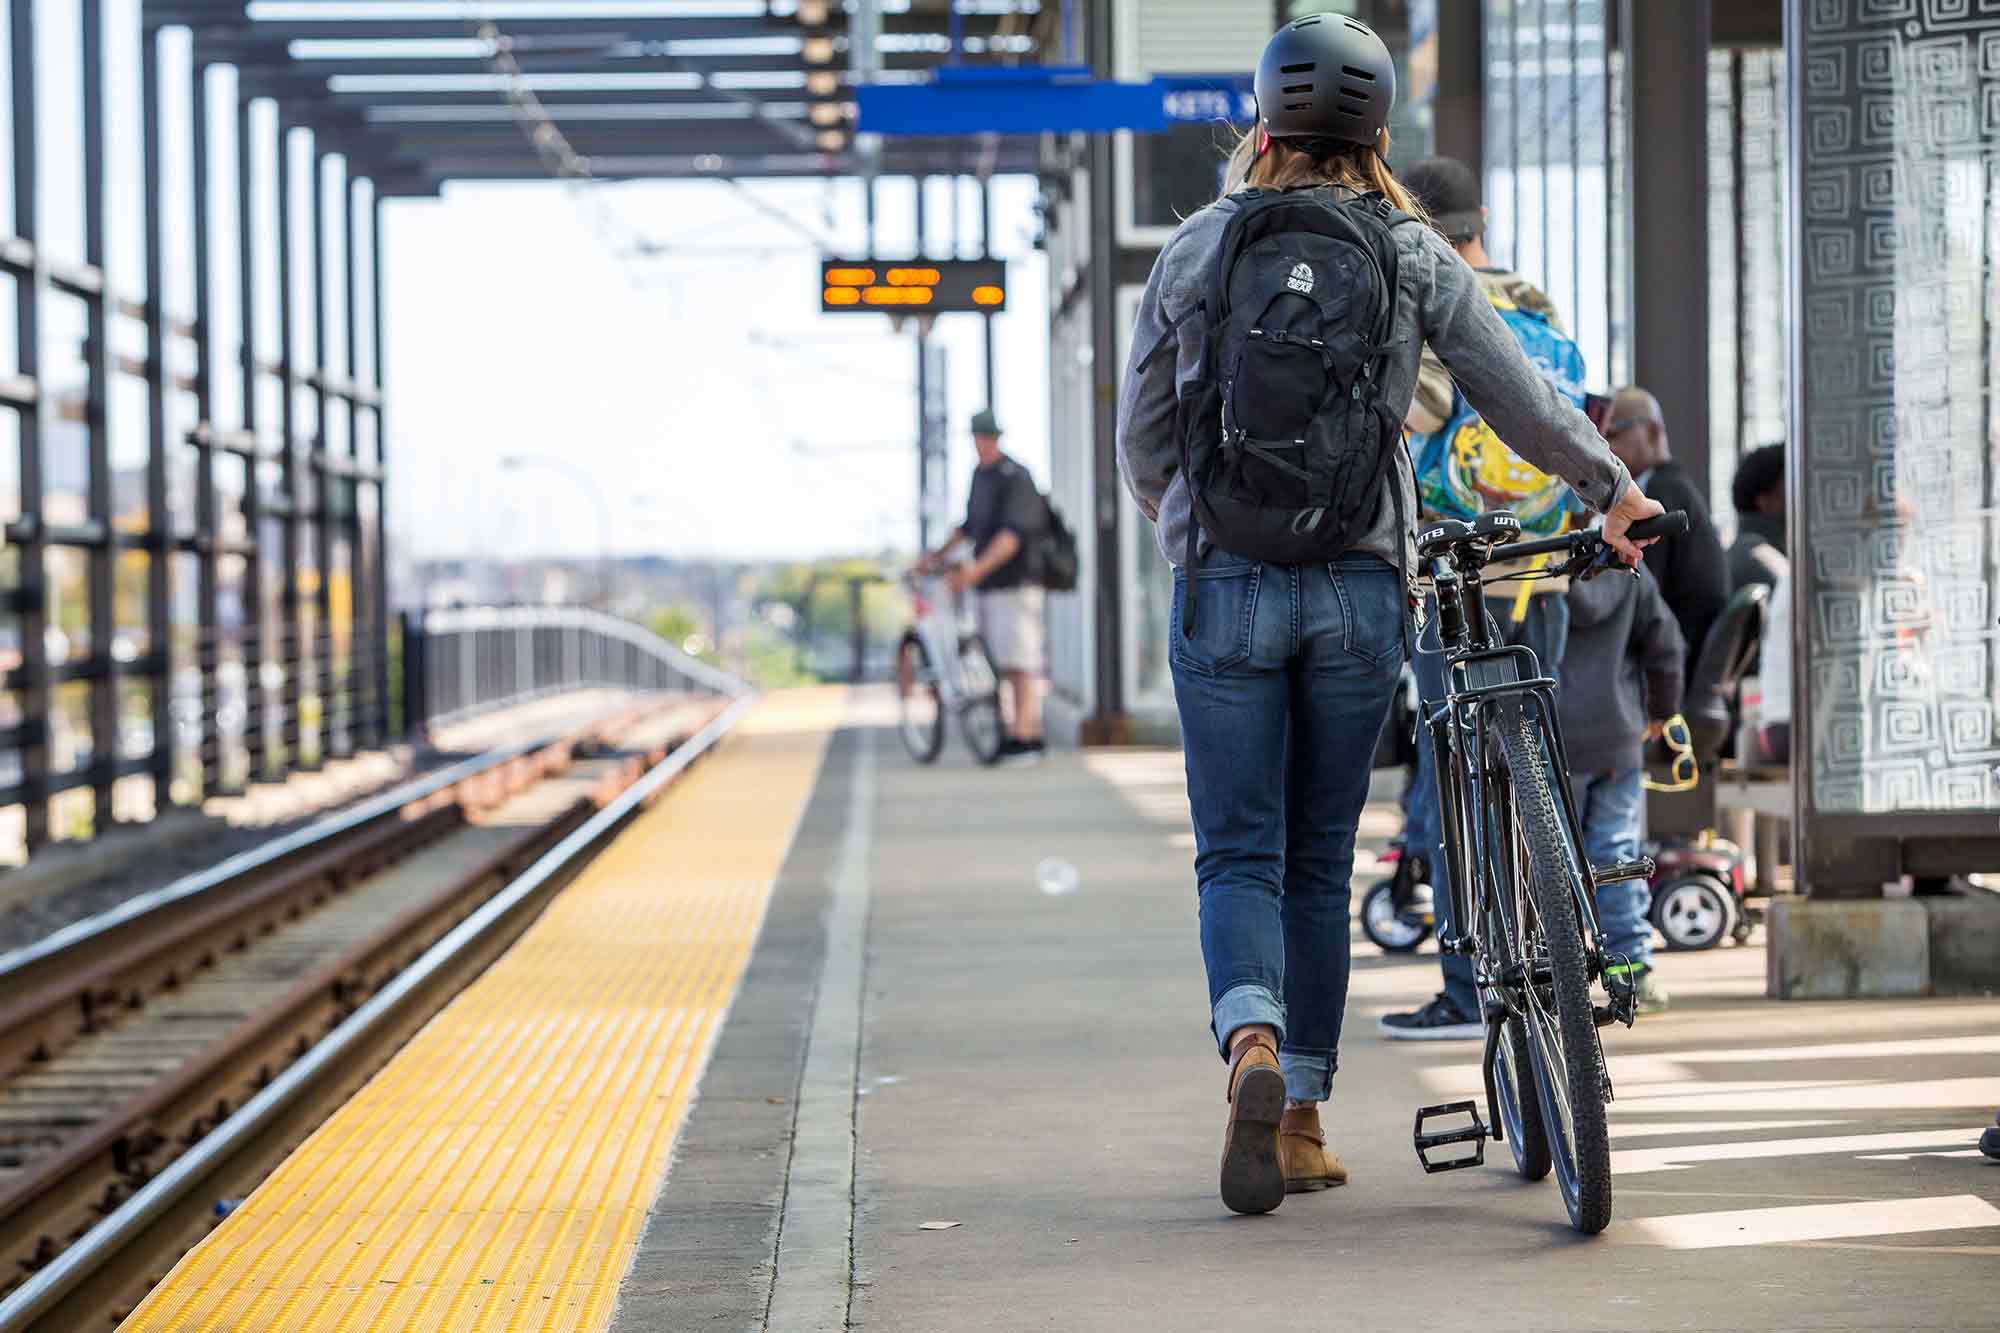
[1487,509,1689,567]
[1626,510,1690,542]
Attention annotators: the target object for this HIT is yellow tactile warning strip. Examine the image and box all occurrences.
[123,688,845,1333]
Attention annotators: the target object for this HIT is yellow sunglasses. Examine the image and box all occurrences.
[1643,713,1700,793]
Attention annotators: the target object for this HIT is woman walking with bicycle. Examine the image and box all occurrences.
[1116,12,1660,1216]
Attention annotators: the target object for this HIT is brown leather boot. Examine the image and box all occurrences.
[1279,1105,1349,1193]
[1219,1030,1286,1215]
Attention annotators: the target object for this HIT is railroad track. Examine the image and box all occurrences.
[0,691,747,1331]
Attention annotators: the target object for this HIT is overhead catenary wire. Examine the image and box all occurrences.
[461,9,834,263]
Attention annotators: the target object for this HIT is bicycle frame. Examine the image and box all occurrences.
[1420,551,1615,1097]
[904,574,991,710]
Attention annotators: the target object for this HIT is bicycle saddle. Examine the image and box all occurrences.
[1416,519,1477,561]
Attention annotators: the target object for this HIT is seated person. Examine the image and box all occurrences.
[1728,444,1787,594]
[1749,569,1790,764]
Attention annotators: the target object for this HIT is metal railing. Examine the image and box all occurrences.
[1,7,392,858]
[401,606,747,739]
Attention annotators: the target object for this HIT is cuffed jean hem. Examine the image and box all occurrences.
[1279,1050,1334,1103]
[1211,982,1284,1060]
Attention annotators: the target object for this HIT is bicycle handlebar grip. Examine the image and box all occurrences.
[1626,510,1688,542]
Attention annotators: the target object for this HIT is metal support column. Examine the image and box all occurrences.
[1433,0,1485,181]
[237,91,268,779]
[310,144,333,764]
[1622,0,1712,497]
[141,22,174,817]
[9,0,50,846]
[979,175,996,410]
[1083,0,1125,740]
[277,122,304,767]
[81,0,119,832]
[191,59,223,795]
[342,169,364,746]
[913,174,930,553]
[370,193,391,742]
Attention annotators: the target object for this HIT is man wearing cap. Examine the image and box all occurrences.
[918,408,1047,763]
[1601,385,1731,673]
[1384,156,1592,1041]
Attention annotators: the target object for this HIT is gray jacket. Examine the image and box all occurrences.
[1115,191,1630,576]
[1559,564,1686,777]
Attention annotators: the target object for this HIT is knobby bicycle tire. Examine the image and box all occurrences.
[1493,696,1612,1233]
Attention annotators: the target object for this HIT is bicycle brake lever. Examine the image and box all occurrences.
[1573,538,1634,582]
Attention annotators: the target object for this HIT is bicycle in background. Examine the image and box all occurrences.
[1409,507,1687,1235]
[894,571,1006,766]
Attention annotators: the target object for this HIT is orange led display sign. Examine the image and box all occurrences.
[820,258,1007,314]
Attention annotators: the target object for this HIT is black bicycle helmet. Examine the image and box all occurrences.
[1254,12,1396,148]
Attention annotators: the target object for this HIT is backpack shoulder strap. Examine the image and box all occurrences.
[1135,297,1206,375]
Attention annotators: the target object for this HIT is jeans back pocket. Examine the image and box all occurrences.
[1331,557,1403,668]
[1172,563,1262,676]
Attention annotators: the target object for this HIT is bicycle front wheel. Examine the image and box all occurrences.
[896,633,945,763]
[1493,697,1612,1234]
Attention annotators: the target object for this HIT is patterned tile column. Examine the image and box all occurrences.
[1791,0,2000,884]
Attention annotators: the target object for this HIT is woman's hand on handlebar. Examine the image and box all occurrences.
[1601,484,1666,564]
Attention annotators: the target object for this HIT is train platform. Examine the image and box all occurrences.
[120,689,2000,1331]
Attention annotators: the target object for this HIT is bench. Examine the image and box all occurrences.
[1713,760,1791,895]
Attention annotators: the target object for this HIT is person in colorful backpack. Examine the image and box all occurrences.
[1380,155,1591,1041]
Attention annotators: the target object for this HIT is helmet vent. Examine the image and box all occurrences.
[1280,61,1315,74]
[1342,65,1378,82]
[1339,86,1369,101]
[1285,102,1313,111]
[1338,105,1363,117]
[1283,82,1313,94]
[1294,14,1322,25]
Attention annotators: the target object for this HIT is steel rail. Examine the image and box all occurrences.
[0,692,754,1331]
[0,697,657,991]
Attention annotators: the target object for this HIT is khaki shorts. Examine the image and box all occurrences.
[975,586,1045,674]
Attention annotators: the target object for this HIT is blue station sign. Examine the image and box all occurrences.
[856,65,1256,137]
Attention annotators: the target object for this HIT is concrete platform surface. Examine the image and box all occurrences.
[629,691,2000,1333]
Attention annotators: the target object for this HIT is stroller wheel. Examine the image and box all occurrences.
[1362,880,1433,953]
[1652,876,1738,951]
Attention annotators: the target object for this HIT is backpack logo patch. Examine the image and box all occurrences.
[1286,262,1315,295]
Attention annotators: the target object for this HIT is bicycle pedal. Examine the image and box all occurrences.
[1412,1101,1488,1174]
[1596,952,1639,1029]
[1591,856,1656,884]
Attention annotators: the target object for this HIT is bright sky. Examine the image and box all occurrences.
[387,174,1051,563]
[8,2,1052,566]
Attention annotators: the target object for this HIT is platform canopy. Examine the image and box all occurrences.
[146,0,1051,195]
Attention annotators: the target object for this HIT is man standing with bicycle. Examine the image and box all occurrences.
[1383,155,1588,1042]
[918,409,1047,764]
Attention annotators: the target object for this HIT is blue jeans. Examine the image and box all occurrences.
[1407,593,1570,1018]
[1573,767,1654,968]
[1171,554,1405,1103]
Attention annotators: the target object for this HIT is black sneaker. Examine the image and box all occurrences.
[1378,992,1484,1041]
[999,738,1045,766]
[1983,1112,2000,1161]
